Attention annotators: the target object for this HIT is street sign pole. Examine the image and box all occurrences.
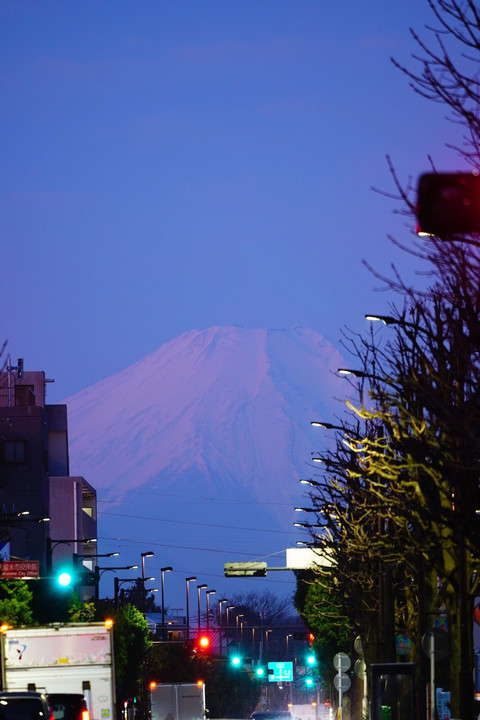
[333,653,351,720]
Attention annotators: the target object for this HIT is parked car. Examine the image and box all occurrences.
[250,712,292,720]
[47,694,89,720]
[0,691,54,720]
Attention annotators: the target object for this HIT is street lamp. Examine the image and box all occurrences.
[225,605,235,635]
[95,564,139,601]
[1,511,50,524]
[218,598,228,654]
[161,566,173,639]
[338,367,368,377]
[225,605,236,654]
[72,552,119,600]
[365,313,400,326]
[365,313,423,331]
[185,576,197,640]
[236,613,244,643]
[47,537,97,573]
[206,589,216,634]
[286,633,293,658]
[299,478,321,487]
[265,629,272,661]
[197,584,207,634]
[240,619,246,646]
[141,551,154,614]
[311,421,346,431]
[114,576,141,607]
[76,552,119,570]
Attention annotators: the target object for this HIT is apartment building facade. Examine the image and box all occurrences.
[0,359,97,584]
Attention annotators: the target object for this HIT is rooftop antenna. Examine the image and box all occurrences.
[6,357,24,407]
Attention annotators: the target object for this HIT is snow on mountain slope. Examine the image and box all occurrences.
[63,326,346,606]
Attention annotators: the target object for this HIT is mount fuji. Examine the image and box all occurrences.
[63,326,346,611]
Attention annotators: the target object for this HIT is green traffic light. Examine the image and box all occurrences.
[57,571,73,587]
[255,667,265,677]
[306,653,316,665]
[306,677,314,687]
[231,656,241,667]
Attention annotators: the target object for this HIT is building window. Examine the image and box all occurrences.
[3,440,27,463]
[15,385,35,407]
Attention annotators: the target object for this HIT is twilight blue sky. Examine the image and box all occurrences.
[1,0,464,403]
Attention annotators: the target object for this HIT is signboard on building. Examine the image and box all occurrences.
[0,561,39,578]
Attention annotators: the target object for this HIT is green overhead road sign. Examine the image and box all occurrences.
[224,562,267,577]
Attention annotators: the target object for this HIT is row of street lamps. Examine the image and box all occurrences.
[185,577,225,638]
[65,548,225,642]
[48,541,250,646]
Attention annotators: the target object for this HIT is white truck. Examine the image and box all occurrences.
[290,704,333,720]
[150,682,206,720]
[0,622,116,720]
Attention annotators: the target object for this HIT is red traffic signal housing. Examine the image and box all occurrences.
[416,172,480,236]
[198,635,210,650]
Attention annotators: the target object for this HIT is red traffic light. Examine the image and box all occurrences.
[198,635,210,650]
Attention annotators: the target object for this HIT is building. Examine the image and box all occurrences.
[0,357,97,594]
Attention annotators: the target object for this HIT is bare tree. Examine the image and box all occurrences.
[391,0,480,167]
[297,4,480,720]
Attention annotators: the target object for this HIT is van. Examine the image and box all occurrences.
[47,694,89,720]
[0,691,54,720]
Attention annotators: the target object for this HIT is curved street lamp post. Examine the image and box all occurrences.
[206,589,216,634]
[141,551,155,614]
[218,598,228,655]
[197,584,207,634]
[185,577,197,640]
[161,566,173,639]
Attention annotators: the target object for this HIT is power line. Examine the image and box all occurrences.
[100,510,294,535]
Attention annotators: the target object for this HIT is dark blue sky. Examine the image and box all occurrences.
[1,1,464,402]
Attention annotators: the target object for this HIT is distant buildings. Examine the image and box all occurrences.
[0,358,97,598]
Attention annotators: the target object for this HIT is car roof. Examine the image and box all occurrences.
[0,693,46,699]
